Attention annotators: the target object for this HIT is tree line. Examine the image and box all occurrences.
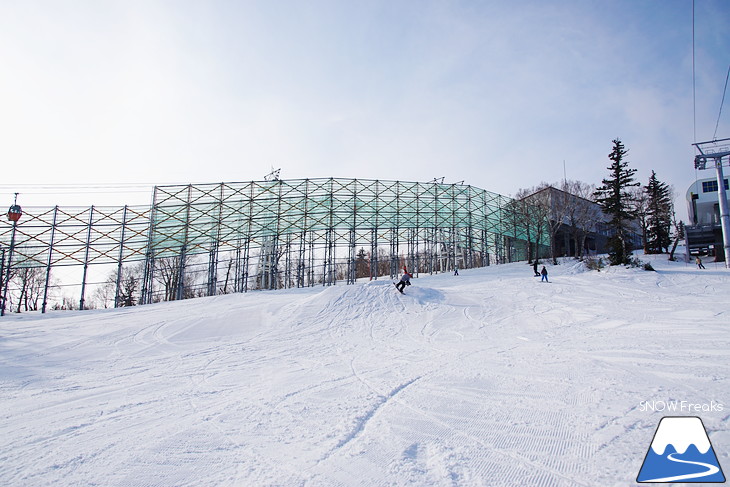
[515,138,679,267]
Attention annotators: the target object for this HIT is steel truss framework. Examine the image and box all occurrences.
[0,178,544,310]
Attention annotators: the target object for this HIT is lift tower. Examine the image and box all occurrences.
[694,137,730,268]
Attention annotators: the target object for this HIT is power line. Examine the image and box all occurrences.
[0,183,154,188]
[713,64,730,140]
[0,190,151,196]
[0,182,182,195]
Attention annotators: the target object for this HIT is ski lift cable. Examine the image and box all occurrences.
[0,182,186,193]
[691,0,701,210]
[692,0,697,144]
[713,64,730,141]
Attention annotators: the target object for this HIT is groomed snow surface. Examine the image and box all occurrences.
[1,255,728,487]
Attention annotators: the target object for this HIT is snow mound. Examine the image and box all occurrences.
[1,254,728,486]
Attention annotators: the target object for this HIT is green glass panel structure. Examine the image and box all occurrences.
[0,178,547,310]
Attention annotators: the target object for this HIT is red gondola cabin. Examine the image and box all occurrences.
[7,204,22,222]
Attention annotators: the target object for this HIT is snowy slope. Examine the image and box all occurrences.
[1,256,728,486]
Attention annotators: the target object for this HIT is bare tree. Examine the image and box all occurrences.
[562,180,601,259]
[92,278,115,309]
[155,254,199,301]
[377,247,390,277]
[534,184,568,264]
[507,194,533,263]
[219,256,235,294]
[56,296,78,311]
[118,264,143,306]
[12,267,46,312]
[668,216,684,262]
[630,186,649,254]
[91,263,143,309]
[1,264,17,313]
[512,188,550,263]
[516,184,568,264]
[335,261,348,281]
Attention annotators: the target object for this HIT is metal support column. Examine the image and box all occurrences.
[242,238,250,292]
[693,138,730,267]
[207,240,219,296]
[0,247,4,310]
[297,231,306,288]
[347,228,356,284]
[176,185,193,300]
[141,187,158,305]
[207,183,224,296]
[42,206,59,313]
[389,228,398,279]
[714,159,730,267]
[370,228,378,280]
[114,205,129,308]
[79,205,95,310]
[1,222,17,316]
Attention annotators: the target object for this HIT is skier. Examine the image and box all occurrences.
[533,260,539,277]
[540,266,548,282]
[696,256,706,269]
[454,267,459,276]
[395,271,412,294]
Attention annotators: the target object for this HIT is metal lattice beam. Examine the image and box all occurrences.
[0,178,548,311]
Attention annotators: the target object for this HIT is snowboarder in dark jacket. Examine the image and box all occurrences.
[395,272,412,293]
[540,266,548,282]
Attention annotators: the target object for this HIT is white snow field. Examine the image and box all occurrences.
[1,255,728,487]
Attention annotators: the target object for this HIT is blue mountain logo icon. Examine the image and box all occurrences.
[637,416,725,483]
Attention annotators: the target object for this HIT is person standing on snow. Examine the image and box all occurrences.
[696,256,706,269]
[533,260,539,277]
[395,271,412,293]
[540,266,548,282]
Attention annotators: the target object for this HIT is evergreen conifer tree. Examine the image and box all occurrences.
[594,139,640,265]
[644,171,673,254]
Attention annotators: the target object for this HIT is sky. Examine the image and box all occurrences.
[1,0,729,220]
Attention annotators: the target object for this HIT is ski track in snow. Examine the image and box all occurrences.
[1,256,729,486]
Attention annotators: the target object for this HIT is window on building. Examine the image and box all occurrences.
[702,179,729,193]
